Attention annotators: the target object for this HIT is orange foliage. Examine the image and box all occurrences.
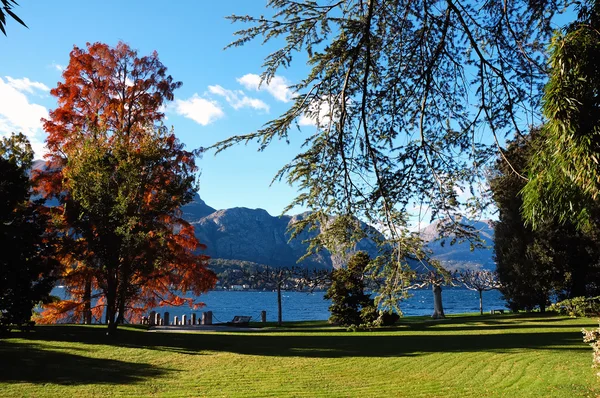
[36,42,216,328]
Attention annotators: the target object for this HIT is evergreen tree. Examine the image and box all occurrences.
[491,132,600,311]
[522,2,600,229]
[324,252,373,326]
[0,133,58,332]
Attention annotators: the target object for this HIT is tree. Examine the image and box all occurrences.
[523,3,600,229]
[215,0,572,310]
[491,132,600,312]
[0,0,26,36]
[409,271,450,319]
[0,133,58,332]
[249,265,329,326]
[36,42,216,335]
[455,270,501,315]
[324,252,374,326]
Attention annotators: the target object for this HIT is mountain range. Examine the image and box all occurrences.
[182,194,496,271]
[30,157,495,272]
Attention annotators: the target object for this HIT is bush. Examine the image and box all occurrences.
[379,312,400,326]
[550,296,600,317]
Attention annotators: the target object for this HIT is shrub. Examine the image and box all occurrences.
[379,312,400,326]
[550,296,600,317]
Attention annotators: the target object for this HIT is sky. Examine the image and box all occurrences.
[0,0,317,216]
[0,1,576,223]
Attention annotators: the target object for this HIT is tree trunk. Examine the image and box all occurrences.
[432,284,445,319]
[105,272,118,336]
[115,294,126,325]
[82,276,92,324]
[479,290,483,315]
[277,284,282,326]
[115,268,128,325]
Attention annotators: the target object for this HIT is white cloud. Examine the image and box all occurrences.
[174,95,224,126]
[298,114,317,127]
[51,63,65,72]
[208,85,269,112]
[237,74,261,91]
[237,73,293,103]
[5,76,50,94]
[298,96,337,128]
[0,77,49,158]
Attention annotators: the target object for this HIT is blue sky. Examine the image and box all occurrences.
[0,1,316,216]
[0,2,576,223]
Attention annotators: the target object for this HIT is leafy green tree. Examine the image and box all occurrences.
[215,0,572,310]
[324,252,373,326]
[0,133,58,332]
[522,3,600,229]
[491,132,600,311]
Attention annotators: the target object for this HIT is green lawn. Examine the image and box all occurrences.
[0,314,598,397]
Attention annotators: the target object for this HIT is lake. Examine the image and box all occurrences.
[156,288,508,323]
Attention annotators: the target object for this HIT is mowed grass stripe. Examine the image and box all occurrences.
[0,314,598,397]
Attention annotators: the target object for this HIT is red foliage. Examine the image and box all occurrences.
[36,42,216,328]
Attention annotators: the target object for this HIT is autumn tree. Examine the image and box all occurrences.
[215,0,573,311]
[36,42,216,335]
[0,133,58,332]
[455,270,501,315]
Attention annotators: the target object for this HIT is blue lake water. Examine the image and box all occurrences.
[154,288,508,323]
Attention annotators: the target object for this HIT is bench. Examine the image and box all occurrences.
[227,316,252,326]
[490,309,505,315]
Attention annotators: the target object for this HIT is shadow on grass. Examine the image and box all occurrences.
[0,340,170,385]
[393,313,594,332]
[4,316,589,360]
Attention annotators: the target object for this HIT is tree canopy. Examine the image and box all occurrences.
[522,2,600,229]
[324,251,374,326]
[0,133,58,331]
[36,42,216,334]
[491,131,600,311]
[214,0,575,309]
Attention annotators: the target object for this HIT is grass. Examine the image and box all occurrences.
[1,313,599,397]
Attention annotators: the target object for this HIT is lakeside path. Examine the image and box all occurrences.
[148,324,262,332]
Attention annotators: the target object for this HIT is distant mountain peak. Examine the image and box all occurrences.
[417,217,495,271]
[180,193,216,221]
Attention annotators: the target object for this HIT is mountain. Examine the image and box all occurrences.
[28,160,494,272]
[186,197,379,270]
[184,194,496,271]
[181,195,216,222]
[420,219,496,271]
